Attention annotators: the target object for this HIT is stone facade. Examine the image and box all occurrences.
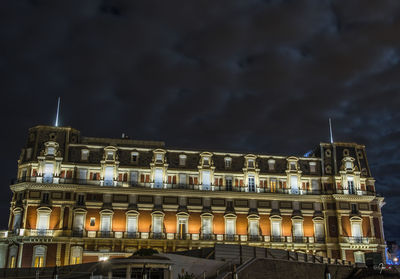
[0,125,386,268]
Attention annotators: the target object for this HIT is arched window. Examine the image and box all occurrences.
[224,214,237,241]
[201,213,213,239]
[36,207,52,236]
[32,245,47,267]
[8,245,18,268]
[292,217,304,243]
[270,216,282,242]
[12,208,22,232]
[176,213,189,240]
[151,212,164,239]
[126,211,139,238]
[100,210,113,237]
[247,215,260,241]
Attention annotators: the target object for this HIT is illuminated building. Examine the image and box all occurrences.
[0,125,386,268]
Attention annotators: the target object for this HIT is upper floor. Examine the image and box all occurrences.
[13,125,377,196]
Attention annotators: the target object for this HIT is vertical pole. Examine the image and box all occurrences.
[329,118,333,144]
[55,97,61,127]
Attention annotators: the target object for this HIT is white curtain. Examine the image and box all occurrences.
[73,214,84,231]
[104,167,114,186]
[202,171,211,189]
[351,222,362,238]
[202,218,212,234]
[314,223,324,238]
[249,221,258,236]
[153,216,162,233]
[293,222,303,237]
[43,163,54,183]
[226,219,235,235]
[272,221,281,237]
[127,216,137,233]
[290,175,299,194]
[12,213,21,230]
[37,213,49,231]
[154,168,163,188]
[101,215,111,232]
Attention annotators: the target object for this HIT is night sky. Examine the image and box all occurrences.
[0,0,399,242]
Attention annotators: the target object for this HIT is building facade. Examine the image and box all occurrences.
[0,125,386,268]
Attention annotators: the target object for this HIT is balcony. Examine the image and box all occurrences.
[124,232,140,239]
[97,231,114,238]
[150,232,165,239]
[293,236,307,243]
[11,177,378,197]
[248,235,263,242]
[72,229,84,237]
[200,234,215,240]
[342,236,371,244]
[271,236,285,242]
[29,229,54,237]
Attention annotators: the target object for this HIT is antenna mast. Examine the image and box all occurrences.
[329,118,333,143]
[55,97,61,127]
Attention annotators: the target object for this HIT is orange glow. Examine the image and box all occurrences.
[49,207,60,229]
[26,206,38,229]
[188,213,201,234]
[85,209,100,231]
[236,214,248,235]
[345,250,354,262]
[341,216,351,237]
[213,213,225,234]
[303,216,314,237]
[138,210,151,232]
[282,216,292,236]
[164,212,177,233]
[112,210,126,232]
[362,217,370,237]
[259,215,270,235]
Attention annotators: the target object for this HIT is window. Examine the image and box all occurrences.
[351,222,362,238]
[152,214,163,234]
[42,193,49,203]
[77,194,84,205]
[201,215,212,236]
[314,222,325,241]
[78,168,87,183]
[26,148,32,160]
[12,210,22,231]
[311,180,319,192]
[81,149,89,161]
[46,147,55,156]
[248,220,259,236]
[100,213,112,235]
[203,157,210,166]
[290,175,299,194]
[345,161,353,170]
[248,159,255,168]
[348,177,355,194]
[179,154,187,166]
[104,167,114,186]
[130,171,138,186]
[179,173,186,185]
[225,218,235,236]
[351,203,357,213]
[70,246,83,265]
[177,215,188,239]
[268,159,275,171]
[202,170,211,190]
[154,168,163,188]
[270,179,277,192]
[290,162,296,170]
[131,152,139,163]
[224,157,232,168]
[292,220,303,238]
[32,246,46,267]
[248,175,255,192]
[271,220,281,238]
[155,153,163,162]
[126,215,138,234]
[354,251,365,263]
[73,212,85,232]
[37,209,51,235]
[43,163,54,183]
[8,246,18,268]
[106,151,114,160]
[226,177,233,191]
[309,162,316,173]
[90,217,96,227]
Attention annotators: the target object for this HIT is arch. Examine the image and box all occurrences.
[32,245,47,267]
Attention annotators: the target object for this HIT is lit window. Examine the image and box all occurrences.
[73,212,85,232]
[32,246,46,267]
[271,220,281,237]
[225,218,236,236]
[248,219,259,236]
[43,163,54,183]
[290,175,299,194]
[309,162,316,173]
[90,217,96,227]
[126,214,138,234]
[46,147,55,156]
[104,167,114,186]
[78,168,87,182]
[345,161,353,170]
[201,215,213,236]
[248,175,256,192]
[177,215,188,239]
[268,159,275,171]
[70,246,82,265]
[292,221,303,237]
[224,157,232,168]
[81,149,89,161]
[154,168,163,188]
[201,170,211,190]
[8,246,18,268]
[179,154,187,166]
[351,222,362,238]
[131,152,139,163]
[354,251,365,263]
[152,214,163,234]
[155,153,163,162]
[37,209,51,235]
[314,222,325,241]
[270,179,277,192]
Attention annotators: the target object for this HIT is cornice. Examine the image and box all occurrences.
[332,194,376,202]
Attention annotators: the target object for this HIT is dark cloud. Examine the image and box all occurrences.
[0,0,399,242]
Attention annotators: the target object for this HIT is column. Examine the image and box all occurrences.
[369,216,375,238]
[126,265,131,279]
[56,243,62,266]
[59,206,65,230]
[64,243,70,266]
[17,243,23,268]
[0,243,8,268]
[337,215,343,238]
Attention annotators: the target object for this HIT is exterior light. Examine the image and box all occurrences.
[99,256,109,261]
[394,257,398,263]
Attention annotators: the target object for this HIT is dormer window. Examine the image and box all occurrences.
[179,154,187,166]
[131,152,139,163]
[106,151,114,160]
[203,157,210,166]
[268,159,275,171]
[309,162,316,173]
[290,162,296,170]
[155,153,163,163]
[248,159,255,168]
[47,147,55,156]
[345,161,353,170]
[81,149,89,161]
[224,157,232,169]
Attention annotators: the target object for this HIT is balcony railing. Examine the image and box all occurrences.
[150,232,165,239]
[124,232,140,239]
[271,236,285,242]
[248,235,263,242]
[11,177,377,197]
[30,229,54,237]
[97,231,114,238]
[342,236,371,244]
